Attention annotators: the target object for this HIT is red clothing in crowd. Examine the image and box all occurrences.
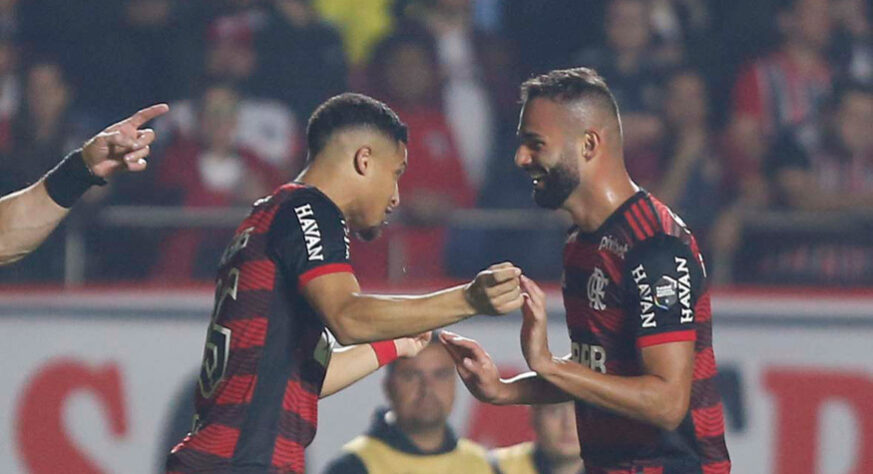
[152,137,283,280]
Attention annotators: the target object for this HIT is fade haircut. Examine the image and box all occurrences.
[306,92,408,161]
[520,67,621,125]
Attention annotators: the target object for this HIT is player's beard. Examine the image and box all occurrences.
[533,151,580,210]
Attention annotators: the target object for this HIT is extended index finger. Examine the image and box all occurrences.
[125,103,170,128]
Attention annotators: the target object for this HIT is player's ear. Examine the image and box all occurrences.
[353,146,372,176]
[581,130,600,161]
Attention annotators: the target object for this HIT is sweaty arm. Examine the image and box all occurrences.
[269,189,523,345]
[521,236,701,430]
[0,182,69,265]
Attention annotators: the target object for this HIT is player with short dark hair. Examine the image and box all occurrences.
[441,68,731,473]
[166,92,524,473]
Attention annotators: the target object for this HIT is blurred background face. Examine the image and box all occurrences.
[200,86,240,151]
[665,72,708,127]
[783,0,832,50]
[385,343,456,432]
[26,63,69,121]
[606,0,651,54]
[532,402,580,461]
[382,42,438,106]
[516,98,581,210]
[836,91,873,155]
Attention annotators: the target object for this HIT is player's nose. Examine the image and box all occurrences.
[515,147,532,168]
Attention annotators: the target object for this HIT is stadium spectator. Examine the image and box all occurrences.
[253,0,348,119]
[155,14,302,174]
[571,0,672,189]
[152,83,282,280]
[355,31,474,280]
[760,83,873,283]
[403,0,501,189]
[4,60,94,188]
[323,338,494,474]
[656,69,726,251]
[831,0,873,85]
[647,0,712,68]
[730,0,833,140]
[490,402,584,474]
[314,0,396,66]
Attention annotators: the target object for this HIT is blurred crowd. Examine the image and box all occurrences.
[0,0,870,285]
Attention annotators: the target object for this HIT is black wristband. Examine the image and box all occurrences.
[43,149,107,208]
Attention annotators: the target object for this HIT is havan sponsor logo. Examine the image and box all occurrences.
[294,204,324,261]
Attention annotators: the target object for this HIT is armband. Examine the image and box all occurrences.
[44,149,107,208]
[371,340,398,367]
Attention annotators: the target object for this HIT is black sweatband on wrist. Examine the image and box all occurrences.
[43,149,107,208]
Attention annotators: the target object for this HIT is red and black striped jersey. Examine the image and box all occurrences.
[562,191,730,474]
[167,183,352,473]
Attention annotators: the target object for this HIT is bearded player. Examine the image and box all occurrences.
[166,93,524,473]
[441,68,731,473]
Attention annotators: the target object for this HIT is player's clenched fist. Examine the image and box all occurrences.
[464,262,524,315]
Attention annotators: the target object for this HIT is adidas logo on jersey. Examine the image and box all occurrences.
[294,204,325,261]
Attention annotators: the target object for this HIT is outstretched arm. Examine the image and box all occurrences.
[439,330,572,405]
[0,103,169,265]
[302,263,524,345]
[320,332,431,398]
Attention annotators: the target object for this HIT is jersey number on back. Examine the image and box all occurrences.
[198,268,240,398]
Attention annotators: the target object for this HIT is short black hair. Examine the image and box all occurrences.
[520,67,620,120]
[306,92,408,160]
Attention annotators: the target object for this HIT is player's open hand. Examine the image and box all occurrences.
[394,331,433,358]
[520,275,553,372]
[82,103,170,178]
[439,330,506,403]
[464,262,524,315]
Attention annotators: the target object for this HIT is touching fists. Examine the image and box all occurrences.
[464,262,524,315]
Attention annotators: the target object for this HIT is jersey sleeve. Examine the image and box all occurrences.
[267,189,353,288]
[623,235,704,349]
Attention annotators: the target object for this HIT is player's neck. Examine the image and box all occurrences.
[295,165,355,216]
[564,174,638,233]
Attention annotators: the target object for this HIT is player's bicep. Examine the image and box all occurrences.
[640,340,695,421]
[300,271,361,339]
[624,236,703,349]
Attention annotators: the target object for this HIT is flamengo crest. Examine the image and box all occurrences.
[587,267,608,311]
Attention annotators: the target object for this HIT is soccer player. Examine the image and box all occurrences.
[165,93,524,473]
[441,68,731,473]
[0,104,168,265]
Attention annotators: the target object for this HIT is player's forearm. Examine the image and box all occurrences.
[320,344,381,398]
[495,371,573,405]
[333,285,474,344]
[0,181,68,265]
[536,357,688,430]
